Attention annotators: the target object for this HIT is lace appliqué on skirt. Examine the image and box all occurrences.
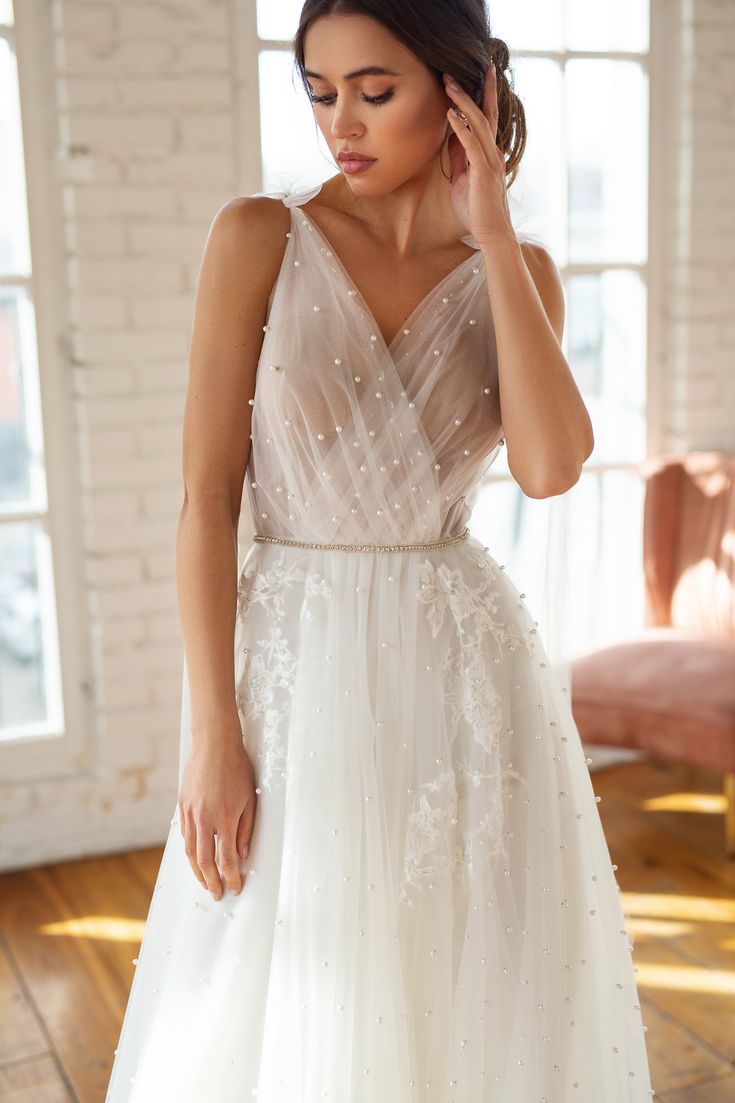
[399,557,532,905]
[234,553,333,791]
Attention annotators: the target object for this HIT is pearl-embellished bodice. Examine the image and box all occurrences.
[246,180,506,545]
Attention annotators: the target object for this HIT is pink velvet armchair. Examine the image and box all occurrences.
[569,452,735,857]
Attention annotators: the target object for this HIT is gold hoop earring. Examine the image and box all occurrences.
[439,125,452,181]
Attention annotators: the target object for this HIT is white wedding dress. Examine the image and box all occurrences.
[105,180,655,1101]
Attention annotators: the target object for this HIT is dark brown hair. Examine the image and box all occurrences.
[292,0,527,188]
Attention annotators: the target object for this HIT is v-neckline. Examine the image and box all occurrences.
[293,200,483,357]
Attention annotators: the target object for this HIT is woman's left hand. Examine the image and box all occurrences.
[443,65,516,247]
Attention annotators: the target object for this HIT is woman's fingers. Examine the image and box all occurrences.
[235,803,253,861]
[196,819,223,899]
[216,829,244,896]
[182,810,208,891]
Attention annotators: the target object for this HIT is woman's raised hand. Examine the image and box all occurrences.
[177,724,257,899]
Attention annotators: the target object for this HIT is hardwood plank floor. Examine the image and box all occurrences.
[0,759,733,1102]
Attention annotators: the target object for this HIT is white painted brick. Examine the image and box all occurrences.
[82,393,184,428]
[126,150,233,186]
[142,485,183,518]
[86,427,138,461]
[117,4,227,38]
[128,222,208,256]
[70,219,126,253]
[99,617,148,649]
[69,292,127,329]
[98,580,176,621]
[180,113,234,151]
[88,488,140,521]
[65,183,179,218]
[117,77,231,109]
[60,36,175,76]
[135,364,188,396]
[136,422,185,453]
[171,38,231,74]
[87,515,177,555]
[145,548,177,580]
[130,293,193,329]
[63,76,121,110]
[72,256,182,292]
[87,552,142,587]
[72,365,136,396]
[147,612,182,645]
[61,152,127,186]
[180,188,233,221]
[57,4,117,39]
[149,668,186,707]
[72,328,188,364]
[68,113,176,154]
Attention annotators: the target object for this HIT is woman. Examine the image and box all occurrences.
[105,2,655,1100]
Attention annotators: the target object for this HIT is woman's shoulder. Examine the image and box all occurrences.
[203,194,292,291]
[212,193,292,250]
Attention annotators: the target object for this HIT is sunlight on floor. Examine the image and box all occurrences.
[624,917,695,938]
[634,962,735,996]
[621,892,735,922]
[38,916,146,941]
[642,791,727,815]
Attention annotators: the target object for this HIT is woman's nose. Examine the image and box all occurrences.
[331,106,362,139]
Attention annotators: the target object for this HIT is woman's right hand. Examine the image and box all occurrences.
[178,724,257,900]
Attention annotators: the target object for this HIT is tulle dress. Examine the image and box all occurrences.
[104,181,655,1102]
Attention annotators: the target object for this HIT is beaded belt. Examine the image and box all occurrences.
[251,526,470,553]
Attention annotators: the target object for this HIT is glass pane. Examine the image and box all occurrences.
[490,0,564,52]
[0,520,63,735]
[568,269,647,463]
[0,288,47,508]
[259,49,335,192]
[567,59,648,265]
[509,57,566,261]
[0,1,13,26]
[566,0,649,53]
[257,0,302,41]
[0,37,31,275]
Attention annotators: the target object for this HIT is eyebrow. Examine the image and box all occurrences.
[303,65,401,82]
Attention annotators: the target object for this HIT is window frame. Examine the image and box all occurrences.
[1,0,94,782]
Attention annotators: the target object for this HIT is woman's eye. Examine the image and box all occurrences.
[309,91,394,106]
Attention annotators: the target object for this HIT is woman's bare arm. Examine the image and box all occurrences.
[175,194,288,898]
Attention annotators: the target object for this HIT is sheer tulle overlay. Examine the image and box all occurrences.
[105,182,654,1101]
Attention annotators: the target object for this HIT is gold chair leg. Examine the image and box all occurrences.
[724,773,735,859]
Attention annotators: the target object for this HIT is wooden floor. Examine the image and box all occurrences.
[0,758,734,1102]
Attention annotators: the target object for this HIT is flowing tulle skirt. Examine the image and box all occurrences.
[104,531,654,1102]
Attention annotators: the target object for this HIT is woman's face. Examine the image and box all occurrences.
[302,13,452,195]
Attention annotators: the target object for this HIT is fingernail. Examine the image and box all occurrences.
[243,844,249,858]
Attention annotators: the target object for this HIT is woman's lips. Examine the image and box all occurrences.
[339,157,376,175]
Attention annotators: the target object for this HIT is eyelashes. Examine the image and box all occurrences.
[308,91,394,107]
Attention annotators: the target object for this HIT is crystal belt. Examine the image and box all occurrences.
[251,526,470,553]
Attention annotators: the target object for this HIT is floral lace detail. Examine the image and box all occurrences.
[417,558,534,652]
[417,557,534,753]
[237,554,332,622]
[400,770,460,903]
[399,760,525,905]
[398,557,532,904]
[235,553,332,790]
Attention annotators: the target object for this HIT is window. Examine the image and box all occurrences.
[1,1,91,778]
[245,0,653,660]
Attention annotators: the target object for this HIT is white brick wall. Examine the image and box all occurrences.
[1,0,245,871]
[663,0,735,449]
[0,0,733,871]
